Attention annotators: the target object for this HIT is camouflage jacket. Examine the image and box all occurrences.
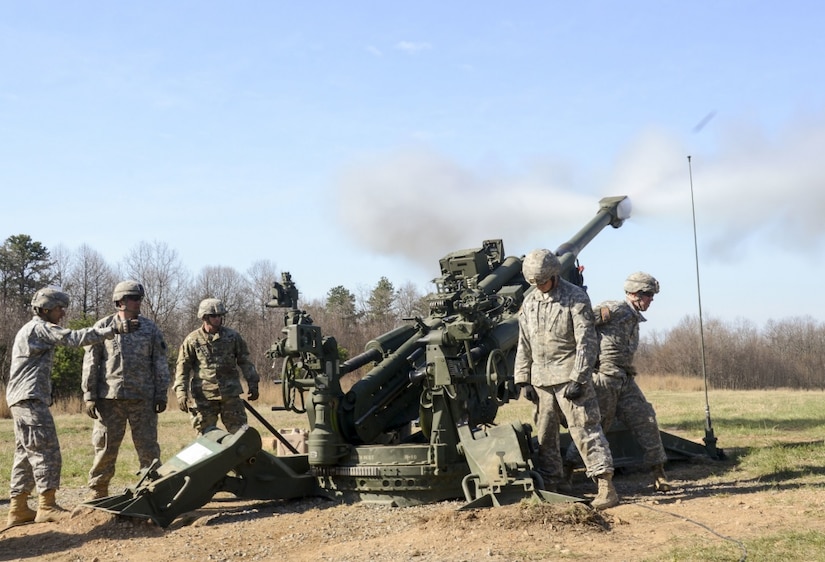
[173,325,259,401]
[82,314,170,403]
[514,278,598,387]
[7,316,116,407]
[592,298,645,377]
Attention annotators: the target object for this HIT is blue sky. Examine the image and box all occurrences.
[2,2,824,333]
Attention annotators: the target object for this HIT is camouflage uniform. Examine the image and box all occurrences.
[82,314,169,492]
[591,299,667,467]
[174,325,259,433]
[514,278,614,484]
[7,316,115,495]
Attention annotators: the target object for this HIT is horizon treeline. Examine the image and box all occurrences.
[1,234,823,402]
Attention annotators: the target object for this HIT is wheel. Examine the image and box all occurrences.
[280,356,307,414]
[485,349,508,407]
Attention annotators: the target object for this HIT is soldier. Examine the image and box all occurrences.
[5,287,137,527]
[174,298,259,434]
[514,249,618,510]
[588,272,671,491]
[81,280,170,500]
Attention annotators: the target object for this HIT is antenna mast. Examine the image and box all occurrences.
[687,155,719,458]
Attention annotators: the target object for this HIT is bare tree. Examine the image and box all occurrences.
[49,244,72,288]
[64,244,118,320]
[395,281,429,319]
[188,265,253,330]
[764,317,825,389]
[246,260,281,317]
[121,240,191,345]
[637,314,825,390]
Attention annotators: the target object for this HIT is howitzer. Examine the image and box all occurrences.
[266,196,635,507]
[81,195,718,526]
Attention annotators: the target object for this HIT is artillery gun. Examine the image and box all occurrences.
[83,195,720,527]
[267,196,632,508]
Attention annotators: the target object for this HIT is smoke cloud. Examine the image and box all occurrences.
[608,113,825,259]
[336,112,825,266]
[335,149,598,267]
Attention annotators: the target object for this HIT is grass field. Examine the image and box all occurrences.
[0,384,313,491]
[2,381,825,560]
[2,381,824,493]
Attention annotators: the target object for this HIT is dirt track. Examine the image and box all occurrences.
[3,455,824,561]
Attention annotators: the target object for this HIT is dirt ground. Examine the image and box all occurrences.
[1,456,824,562]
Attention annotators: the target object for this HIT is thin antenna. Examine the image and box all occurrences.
[687,155,719,458]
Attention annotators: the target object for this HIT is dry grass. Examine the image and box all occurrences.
[0,372,708,420]
[635,372,709,392]
[0,380,290,419]
[0,381,306,492]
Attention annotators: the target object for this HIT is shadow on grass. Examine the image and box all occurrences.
[605,439,825,505]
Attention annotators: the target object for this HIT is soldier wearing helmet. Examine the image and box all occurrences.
[6,287,137,527]
[81,280,170,500]
[174,298,260,434]
[623,271,659,312]
[514,249,618,510]
[566,272,671,493]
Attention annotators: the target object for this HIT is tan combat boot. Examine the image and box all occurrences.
[591,473,619,510]
[7,491,37,526]
[652,464,672,492]
[85,484,108,501]
[34,489,68,523]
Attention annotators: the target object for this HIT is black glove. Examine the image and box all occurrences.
[518,384,538,404]
[248,385,259,401]
[85,400,99,419]
[113,316,140,334]
[176,395,188,412]
[154,401,167,414]
[563,380,585,401]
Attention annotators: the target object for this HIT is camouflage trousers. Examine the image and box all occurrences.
[189,395,248,434]
[88,399,160,491]
[534,381,613,485]
[592,371,667,467]
[9,400,61,495]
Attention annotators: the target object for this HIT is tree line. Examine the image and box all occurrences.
[637,315,825,390]
[1,233,823,403]
[0,234,430,401]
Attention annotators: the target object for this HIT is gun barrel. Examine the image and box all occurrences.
[340,348,383,374]
[477,256,523,295]
[340,324,421,375]
[555,196,630,271]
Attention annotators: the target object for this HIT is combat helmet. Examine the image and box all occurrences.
[112,280,145,303]
[624,272,660,295]
[31,287,70,311]
[522,249,561,285]
[198,298,227,319]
